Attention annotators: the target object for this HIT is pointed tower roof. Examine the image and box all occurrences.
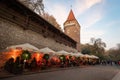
[67,9,76,21]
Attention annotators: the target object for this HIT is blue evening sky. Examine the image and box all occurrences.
[43,0,120,50]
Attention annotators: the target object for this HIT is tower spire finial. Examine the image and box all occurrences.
[70,5,72,9]
[69,0,72,10]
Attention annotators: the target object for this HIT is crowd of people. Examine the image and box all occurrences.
[99,60,120,66]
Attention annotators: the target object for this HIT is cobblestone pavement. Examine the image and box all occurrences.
[1,65,120,80]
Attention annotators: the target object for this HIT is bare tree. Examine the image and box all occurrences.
[89,38,106,59]
[19,0,62,30]
[42,12,62,30]
[91,38,106,49]
[81,38,106,60]
[19,0,44,15]
[106,43,120,61]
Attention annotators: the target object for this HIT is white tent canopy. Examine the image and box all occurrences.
[81,54,99,59]
[90,55,99,59]
[6,43,39,51]
[57,50,70,55]
[76,52,84,56]
[39,47,55,53]
[70,52,84,57]
[84,54,91,58]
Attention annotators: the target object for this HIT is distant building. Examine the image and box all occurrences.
[64,9,81,51]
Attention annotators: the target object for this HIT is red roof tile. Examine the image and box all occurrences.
[67,9,76,21]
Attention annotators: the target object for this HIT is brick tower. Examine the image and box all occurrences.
[64,9,81,51]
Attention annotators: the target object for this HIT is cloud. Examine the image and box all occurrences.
[44,0,105,44]
[44,0,104,29]
[105,20,120,28]
[73,0,105,28]
[80,9,103,28]
[41,0,120,50]
[74,0,103,16]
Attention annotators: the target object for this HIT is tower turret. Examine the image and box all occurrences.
[64,9,81,51]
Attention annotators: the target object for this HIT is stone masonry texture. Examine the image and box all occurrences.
[0,18,77,52]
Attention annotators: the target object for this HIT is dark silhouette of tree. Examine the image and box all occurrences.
[81,44,92,54]
[108,43,120,61]
[81,48,91,54]
[81,38,106,60]
[90,38,106,57]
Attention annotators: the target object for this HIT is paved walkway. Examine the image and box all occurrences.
[0,66,82,79]
[0,65,120,80]
[112,71,120,80]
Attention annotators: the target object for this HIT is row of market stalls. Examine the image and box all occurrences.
[0,43,99,70]
[6,43,99,59]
